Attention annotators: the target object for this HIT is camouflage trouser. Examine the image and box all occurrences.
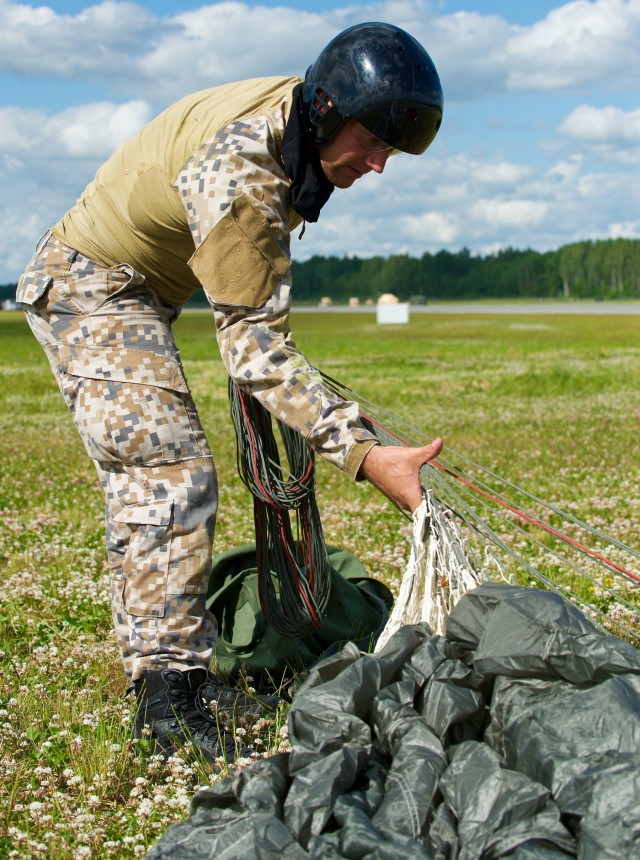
[17,233,218,682]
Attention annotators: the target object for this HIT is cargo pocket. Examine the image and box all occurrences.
[58,344,207,466]
[56,263,144,316]
[115,499,174,617]
[16,271,53,307]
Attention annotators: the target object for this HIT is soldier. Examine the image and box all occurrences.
[16,22,444,765]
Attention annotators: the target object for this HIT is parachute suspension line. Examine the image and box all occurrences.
[376,491,485,650]
[324,372,639,573]
[228,378,332,637]
[321,372,640,644]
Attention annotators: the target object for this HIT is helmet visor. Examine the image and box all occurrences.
[357,101,443,156]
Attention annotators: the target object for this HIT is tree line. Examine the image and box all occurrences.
[289,238,640,304]
[2,238,638,309]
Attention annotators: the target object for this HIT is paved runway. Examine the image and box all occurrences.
[293,302,640,315]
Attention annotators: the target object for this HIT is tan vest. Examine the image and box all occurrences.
[53,77,300,306]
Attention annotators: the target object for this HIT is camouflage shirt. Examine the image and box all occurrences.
[52,77,377,478]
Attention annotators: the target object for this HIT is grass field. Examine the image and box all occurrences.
[1,307,638,858]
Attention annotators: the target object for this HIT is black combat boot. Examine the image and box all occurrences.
[199,671,281,715]
[134,667,249,766]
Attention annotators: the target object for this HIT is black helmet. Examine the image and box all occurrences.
[303,22,443,155]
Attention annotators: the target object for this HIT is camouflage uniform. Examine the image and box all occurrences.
[17,77,377,682]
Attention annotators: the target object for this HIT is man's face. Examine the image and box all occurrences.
[317,120,395,189]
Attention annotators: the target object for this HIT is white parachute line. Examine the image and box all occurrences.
[376,493,485,650]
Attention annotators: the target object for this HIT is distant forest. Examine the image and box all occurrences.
[286,238,640,305]
[2,238,639,308]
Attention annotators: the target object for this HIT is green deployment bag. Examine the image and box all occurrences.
[207,543,393,690]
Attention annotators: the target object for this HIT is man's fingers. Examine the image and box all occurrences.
[418,437,443,464]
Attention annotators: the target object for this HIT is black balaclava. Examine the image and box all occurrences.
[281,83,334,223]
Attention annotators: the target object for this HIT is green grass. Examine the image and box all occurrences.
[1,307,639,858]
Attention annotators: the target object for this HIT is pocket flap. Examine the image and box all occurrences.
[114,499,173,527]
[16,271,53,306]
[59,345,189,393]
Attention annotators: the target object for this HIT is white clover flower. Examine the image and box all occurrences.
[136,798,154,818]
[28,801,45,821]
[33,766,52,777]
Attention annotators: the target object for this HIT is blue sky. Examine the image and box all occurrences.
[1,0,639,282]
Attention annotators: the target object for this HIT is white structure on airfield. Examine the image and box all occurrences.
[376,292,409,324]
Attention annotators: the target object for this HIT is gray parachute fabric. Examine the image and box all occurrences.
[144,583,640,860]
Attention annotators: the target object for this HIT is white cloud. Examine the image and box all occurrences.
[547,155,584,184]
[0,0,159,77]
[421,10,512,100]
[0,206,50,276]
[558,104,640,164]
[1,0,639,102]
[399,210,460,245]
[506,0,640,90]
[0,100,152,159]
[53,100,152,157]
[0,1,348,99]
[469,198,548,228]
[462,160,534,188]
[0,99,153,262]
[608,220,640,239]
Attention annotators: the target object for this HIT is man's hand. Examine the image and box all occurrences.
[358,440,444,515]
